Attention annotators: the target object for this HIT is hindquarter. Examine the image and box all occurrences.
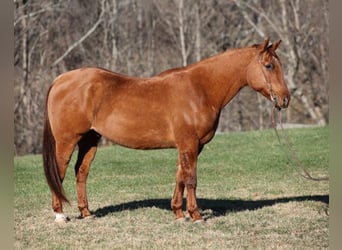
[47,70,104,141]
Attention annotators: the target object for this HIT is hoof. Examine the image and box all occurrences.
[193,219,205,224]
[83,214,95,220]
[175,217,189,223]
[78,213,95,220]
[175,217,186,223]
[54,213,69,224]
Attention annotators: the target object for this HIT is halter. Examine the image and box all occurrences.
[257,54,278,108]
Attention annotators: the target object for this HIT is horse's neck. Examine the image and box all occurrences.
[193,48,255,109]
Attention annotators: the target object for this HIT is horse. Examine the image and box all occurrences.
[43,38,290,223]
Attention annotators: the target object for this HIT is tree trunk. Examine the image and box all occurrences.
[177,0,187,66]
[195,3,201,62]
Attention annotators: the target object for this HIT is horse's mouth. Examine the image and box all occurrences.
[275,104,282,111]
[271,96,281,110]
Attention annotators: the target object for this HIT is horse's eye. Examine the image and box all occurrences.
[265,63,274,71]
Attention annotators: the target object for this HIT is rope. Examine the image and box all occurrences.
[271,105,329,182]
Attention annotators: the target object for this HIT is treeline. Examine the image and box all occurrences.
[14,0,329,155]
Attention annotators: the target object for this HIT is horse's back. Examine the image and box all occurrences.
[51,67,132,90]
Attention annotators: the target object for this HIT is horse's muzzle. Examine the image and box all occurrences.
[275,95,290,110]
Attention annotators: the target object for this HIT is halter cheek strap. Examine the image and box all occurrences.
[258,55,278,107]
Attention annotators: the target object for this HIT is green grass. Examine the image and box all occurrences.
[14,127,329,249]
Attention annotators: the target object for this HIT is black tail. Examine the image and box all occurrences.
[42,86,69,204]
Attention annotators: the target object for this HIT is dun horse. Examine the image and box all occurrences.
[43,39,290,223]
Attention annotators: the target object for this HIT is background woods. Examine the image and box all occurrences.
[14,0,329,155]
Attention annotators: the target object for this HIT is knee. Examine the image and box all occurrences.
[76,165,89,180]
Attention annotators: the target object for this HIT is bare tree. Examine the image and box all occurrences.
[14,0,329,155]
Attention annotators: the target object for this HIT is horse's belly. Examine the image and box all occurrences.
[93,113,175,149]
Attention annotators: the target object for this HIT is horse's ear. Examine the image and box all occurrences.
[271,40,282,51]
[258,37,270,52]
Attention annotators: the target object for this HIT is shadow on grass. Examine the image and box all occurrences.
[92,194,328,219]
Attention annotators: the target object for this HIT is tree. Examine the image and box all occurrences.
[14,0,329,155]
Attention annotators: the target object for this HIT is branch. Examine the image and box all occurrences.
[51,0,105,67]
[234,0,281,40]
[234,0,265,38]
[14,4,60,27]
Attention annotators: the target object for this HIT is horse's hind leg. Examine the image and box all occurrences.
[74,130,101,218]
[53,140,79,221]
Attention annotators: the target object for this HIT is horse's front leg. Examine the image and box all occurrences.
[182,151,202,221]
[171,142,202,222]
[171,161,186,220]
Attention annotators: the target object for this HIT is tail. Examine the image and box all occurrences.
[42,86,69,204]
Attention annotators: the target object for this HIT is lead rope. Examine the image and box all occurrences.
[258,54,328,182]
[271,103,329,182]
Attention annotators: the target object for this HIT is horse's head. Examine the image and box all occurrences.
[246,38,290,110]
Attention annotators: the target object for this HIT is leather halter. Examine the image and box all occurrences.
[257,54,278,108]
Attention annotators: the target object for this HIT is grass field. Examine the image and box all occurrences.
[14,127,329,249]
